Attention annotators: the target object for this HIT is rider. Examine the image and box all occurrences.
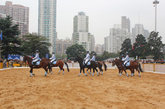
[84,51,90,65]
[91,53,96,62]
[32,50,40,65]
[122,52,130,67]
[50,52,56,64]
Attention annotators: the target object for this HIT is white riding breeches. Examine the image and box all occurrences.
[51,59,55,63]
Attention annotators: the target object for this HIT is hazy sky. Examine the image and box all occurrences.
[1,0,165,44]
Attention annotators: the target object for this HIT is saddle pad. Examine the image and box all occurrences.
[53,61,57,65]
[36,61,40,65]
[87,61,91,65]
[126,61,130,66]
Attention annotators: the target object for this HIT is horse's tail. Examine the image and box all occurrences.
[64,62,70,72]
[103,61,107,71]
[138,63,143,72]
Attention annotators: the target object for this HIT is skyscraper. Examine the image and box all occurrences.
[132,24,150,43]
[38,0,57,53]
[121,16,130,32]
[0,1,29,36]
[72,12,95,51]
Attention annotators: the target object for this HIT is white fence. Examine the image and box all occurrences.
[142,63,165,74]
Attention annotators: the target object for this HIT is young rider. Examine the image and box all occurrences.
[32,50,40,65]
[50,52,56,64]
[84,51,90,65]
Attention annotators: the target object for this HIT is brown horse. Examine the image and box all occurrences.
[23,55,51,77]
[49,60,69,75]
[86,61,107,75]
[112,58,143,77]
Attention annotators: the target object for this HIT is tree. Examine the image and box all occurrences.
[148,31,164,60]
[66,44,86,59]
[120,38,132,56]
[0,16,21,58]
[132,34,149,59]
[21,34,51,58]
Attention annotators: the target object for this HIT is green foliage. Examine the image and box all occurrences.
[132,34,149,58]
[147,31,164,60]
[96,51,119,61]
[66,44,86,59]
[120,38,132,56]
[21,34,51,58]
[0,16,21,58]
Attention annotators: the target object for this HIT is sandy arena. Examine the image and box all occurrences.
[0,68,165,109]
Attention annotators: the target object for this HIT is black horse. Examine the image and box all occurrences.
[74,56,99,76]
[86,61,107,75]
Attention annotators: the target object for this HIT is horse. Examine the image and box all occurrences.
[23,55,51,77]
[112,58,143,77]
[49,60,69,75]
[86,61,107,75]
[74,56,99,76]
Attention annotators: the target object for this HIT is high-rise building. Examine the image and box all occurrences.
[72,12,95,52]
[121,16,130,32]
[95,44,104,55]
[38,0,57,53]
[0,1,29,36]
[132,24,150,43]
[104,24,131,53]
[56,38,72,56]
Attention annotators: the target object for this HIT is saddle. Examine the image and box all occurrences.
[124,61,130,67]
[51,60,57,65]
[83,60,91,66]
[32,60,41,66]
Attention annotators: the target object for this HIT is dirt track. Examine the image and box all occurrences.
[0,68,165,109]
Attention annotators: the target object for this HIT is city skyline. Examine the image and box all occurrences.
[0,0,165,44]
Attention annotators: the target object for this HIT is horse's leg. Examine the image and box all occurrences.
[87,68,90,74]
[119,70,122,76]
[90,68,92,75]
[44,67,48,76]
[137,68,141,77]
[58,66,61,74]
[124,69,129,77]
[100,66,103,75]
[78,68,82,76]
[83,68,87,76]
[62,68,65,75]
[96,68,99,76]
[131,69,134,77]
[92,68,95,76]
[30,67,35,77]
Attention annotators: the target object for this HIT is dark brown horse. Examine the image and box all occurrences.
[49,60,69,75]
[74,56,99,76]
[23,55,51,77]
[86,61,107,75]
[112,58,143,77]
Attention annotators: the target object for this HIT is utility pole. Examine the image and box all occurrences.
[153,0,159,32]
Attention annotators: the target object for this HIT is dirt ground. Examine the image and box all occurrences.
[0,68,165,109]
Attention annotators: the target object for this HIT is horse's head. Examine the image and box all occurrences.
[74,55,83,63]
[23,55,32,63]
[112,58,121,66]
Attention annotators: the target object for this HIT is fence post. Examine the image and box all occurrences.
[153,63,156,72]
